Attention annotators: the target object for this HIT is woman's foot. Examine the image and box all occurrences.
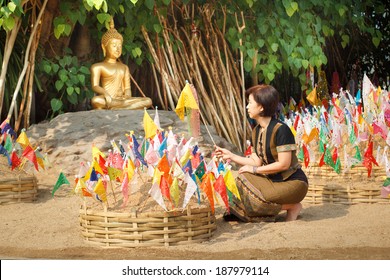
[283,203,302,222]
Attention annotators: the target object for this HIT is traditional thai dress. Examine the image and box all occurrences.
[229,118,308,222]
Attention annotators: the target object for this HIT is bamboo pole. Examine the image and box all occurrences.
[7,0,49,121]
[235,11,246,151]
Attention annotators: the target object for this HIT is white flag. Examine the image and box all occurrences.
[148,182,167,211]
[182,172,198,209]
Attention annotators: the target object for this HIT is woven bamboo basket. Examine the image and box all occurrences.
[303,181,390,205]
[302,164,386,182]
[79,204,217,248]
[0,175,38,205]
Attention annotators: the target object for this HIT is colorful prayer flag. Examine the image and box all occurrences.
[52,172,70,197]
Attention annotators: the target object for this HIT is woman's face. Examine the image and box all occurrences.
[247,94,263,118]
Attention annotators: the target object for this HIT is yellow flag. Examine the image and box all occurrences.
[143,109,158,139]
[74,178,87,195]
[224,170,241,200]
[307,127,319,143]
[175,83,199,120]
[83,165,93,181]
[93,179,107,202]
[92,144,105,160]
[290,126,297,137]
[126,158,135,180]
[306,87,320,106]
[152,167,164,185]
[92,160,103,175]
[180,149,191,166]
[16,130,30,149]
[170,177,180,207]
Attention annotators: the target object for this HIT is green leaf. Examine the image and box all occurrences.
[59,70,68,82]
[372,37,380,47]
[79,66,90,75]
[302,59,309,69]
[291,2,298,11]
[131,47,142,58]
[7,2,16,12]
[43,63,52,74]
[285,6,295,17]
[153,24,162,33]
[247,48,256,59]
[75,87,81,94]
[119,4,125,13]
[77,74,85,84]
[64,24,71,36]
[51,98,63,112]
[271,43,279,52]
[93,0,104,10]
[244,60,252,72]
[256,39,265,48]
[97,13,109,24]
[52,64,60,73]
[162,0,171,5]
[67,92,78,104]
[338,7,346,17]
[55,80,64,91]
[67,86,74,95]
[306,35,314,46]
[267,72,275,81]
[4,16,15,31]
[57,24,65,36]
[145,0,154,10]
[130,0,138,5]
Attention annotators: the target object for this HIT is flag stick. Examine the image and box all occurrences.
[198,109,217,146]
[109,181,117,204]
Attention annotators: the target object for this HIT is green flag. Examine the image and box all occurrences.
[324,147,335,168]
[383,177,390,187]
[297,145,304,161]
[4,134,13,153]
[353,146,362,163]
[334,157,341,174]
[52,172,70,197]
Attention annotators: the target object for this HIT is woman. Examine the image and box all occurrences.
[215,84,308,222]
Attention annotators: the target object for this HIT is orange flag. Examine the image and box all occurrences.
[159,175,171,202]
[200,173,215,213]
[157,153,170,181]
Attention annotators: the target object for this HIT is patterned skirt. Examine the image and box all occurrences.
[228,173,282,222]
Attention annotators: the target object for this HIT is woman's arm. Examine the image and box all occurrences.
[238,151,292,174]
[214,145,262,166]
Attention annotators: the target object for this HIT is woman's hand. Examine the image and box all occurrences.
[238,165,254,174]
[214,145,233,161]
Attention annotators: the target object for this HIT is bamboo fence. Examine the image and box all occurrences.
[79,204,216,248]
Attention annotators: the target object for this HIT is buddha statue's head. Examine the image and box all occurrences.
[101,17,123,59]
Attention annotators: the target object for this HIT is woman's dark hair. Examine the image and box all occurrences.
[245,84,279,117]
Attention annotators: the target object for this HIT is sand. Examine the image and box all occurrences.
[1,110,390,260]
[1,167,390,260]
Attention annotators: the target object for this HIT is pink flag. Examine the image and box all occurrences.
[121,173,129,207]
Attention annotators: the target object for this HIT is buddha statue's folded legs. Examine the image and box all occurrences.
[91,95,152,110]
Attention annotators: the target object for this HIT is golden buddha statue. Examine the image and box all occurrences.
[90,18,152,110]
